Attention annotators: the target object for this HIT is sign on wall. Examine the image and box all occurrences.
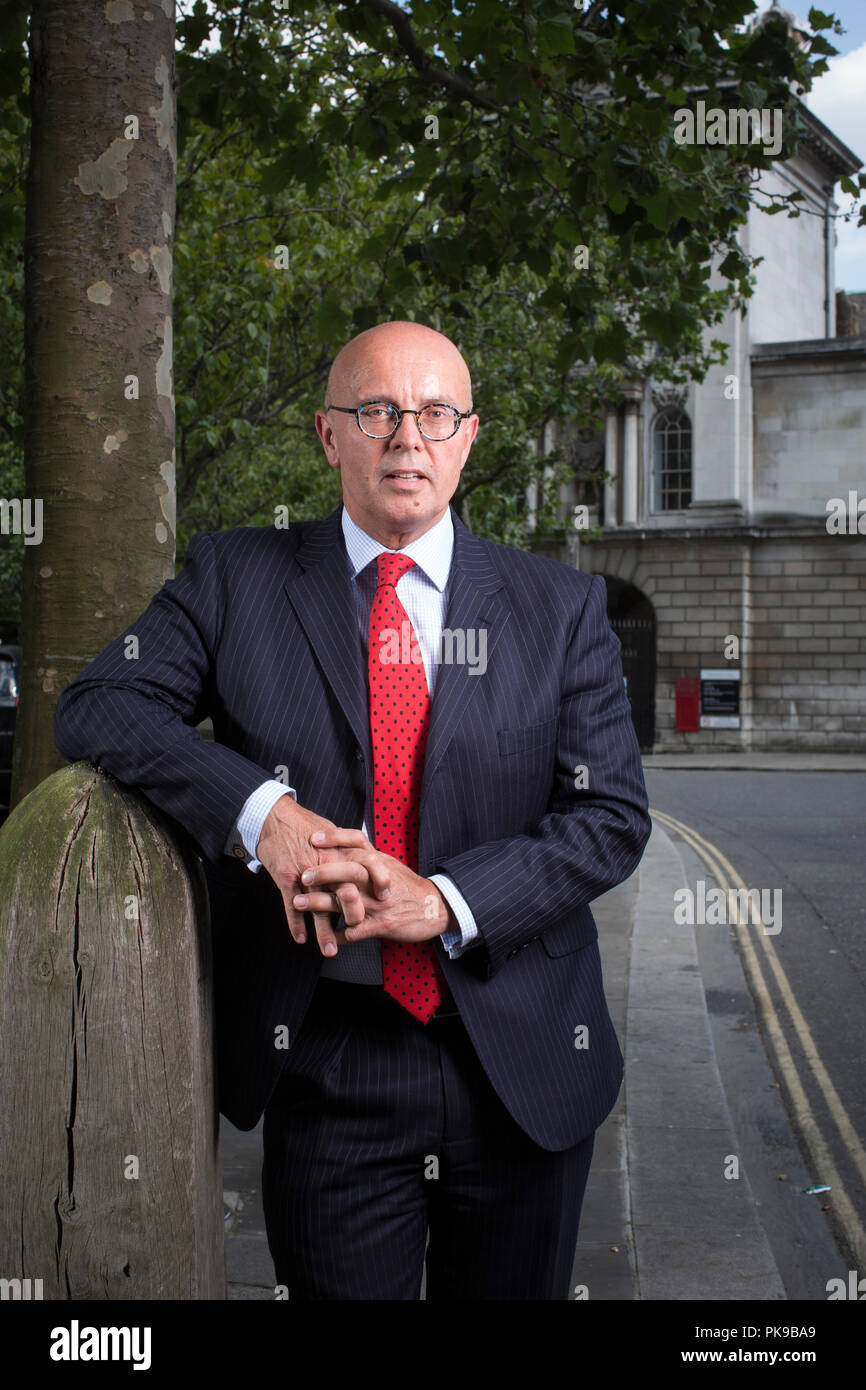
[700,668,740,728]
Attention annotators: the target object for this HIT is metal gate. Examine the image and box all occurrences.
[610,616,656,750]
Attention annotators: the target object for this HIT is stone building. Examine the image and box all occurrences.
[547,65,866,751]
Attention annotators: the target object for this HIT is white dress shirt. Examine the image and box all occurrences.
[224,504,480,983]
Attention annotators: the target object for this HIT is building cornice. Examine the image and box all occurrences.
[586,521,844,545]
[792,102,863,179]
[751,336,866,374]
[711,79,862,177]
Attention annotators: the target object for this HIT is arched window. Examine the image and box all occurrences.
[652,409,692,511]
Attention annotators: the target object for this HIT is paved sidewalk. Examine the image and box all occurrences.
[626,823,785,1299]
[643,751,866,771]
[573,829,785,1300]
[576,819,842,1300]
[221,1122,272,1300]
[221,815,843,1300]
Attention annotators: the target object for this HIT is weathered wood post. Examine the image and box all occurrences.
[0,761,225,1299]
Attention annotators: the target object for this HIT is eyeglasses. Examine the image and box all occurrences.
[326,401,472,441]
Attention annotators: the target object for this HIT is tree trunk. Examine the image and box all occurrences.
[13,0,177,804]
[0,762,225,1299]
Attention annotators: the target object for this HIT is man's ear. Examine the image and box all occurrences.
[315,410,340,466]
[461,415,479,457]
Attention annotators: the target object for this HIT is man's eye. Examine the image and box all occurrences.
[363,406,390,418]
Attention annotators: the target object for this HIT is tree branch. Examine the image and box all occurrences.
[354,0,505,114]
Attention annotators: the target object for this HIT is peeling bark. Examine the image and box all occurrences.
[15,0,177,803]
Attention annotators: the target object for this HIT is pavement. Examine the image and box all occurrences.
[642,750,866,771]
[220,751,859,1301]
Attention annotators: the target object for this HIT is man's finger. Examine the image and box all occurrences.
[301,859,367,889]
[312,910,339,957]
[311,828,372,852]
[339,920,382,944]
[353,852,391,899]
[301,856,391,899]
[294,887,372,924]
[335,882,365,927]
[280,889,307,945]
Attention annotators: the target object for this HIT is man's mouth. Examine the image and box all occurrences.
[384,470,427,481]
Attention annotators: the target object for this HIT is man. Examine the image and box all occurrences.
[54,319,651,1300]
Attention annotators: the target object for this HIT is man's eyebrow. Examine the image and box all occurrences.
[355,396,458,406]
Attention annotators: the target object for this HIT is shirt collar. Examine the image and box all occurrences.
[341,504,454,592]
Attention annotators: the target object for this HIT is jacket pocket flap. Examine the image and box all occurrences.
[497,716,557,756]
[540,911,597,957]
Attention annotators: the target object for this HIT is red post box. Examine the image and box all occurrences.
[675,676,700,733]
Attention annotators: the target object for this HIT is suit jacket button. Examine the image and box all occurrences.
[232,845,247,859]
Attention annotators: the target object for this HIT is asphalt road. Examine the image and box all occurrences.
[644,769,866,1287]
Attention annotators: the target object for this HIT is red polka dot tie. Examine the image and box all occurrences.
[368,552,447,1023]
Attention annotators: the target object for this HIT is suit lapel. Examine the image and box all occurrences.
[420,511,510,808]
[283,504,372,771]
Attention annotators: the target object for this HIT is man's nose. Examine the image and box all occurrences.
[388,411,424,445]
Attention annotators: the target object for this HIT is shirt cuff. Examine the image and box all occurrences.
[226,780,297,872]
[429,873,480,958]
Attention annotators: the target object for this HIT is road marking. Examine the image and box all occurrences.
[650,808,866,1272]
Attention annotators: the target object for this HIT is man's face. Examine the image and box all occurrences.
[315,326,479,548]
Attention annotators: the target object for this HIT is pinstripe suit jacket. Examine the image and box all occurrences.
[54,503,651,1150]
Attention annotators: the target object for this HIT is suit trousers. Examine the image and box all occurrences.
[261,977,596,1300]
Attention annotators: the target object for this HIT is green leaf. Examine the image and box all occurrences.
[644,190,673,231]
[538,15,576,57]
[314,296,351,343]
[177,0,211,54]
[524,245,551,277]
[808,34,838,56]
[595,321,628,363]
[718,250,748,280]
[554,332,585,373]
[259,149,304,195]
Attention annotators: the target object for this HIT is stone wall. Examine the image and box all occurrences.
[749,535,866,748]
[577,528,866,751]
[751,339,866,516]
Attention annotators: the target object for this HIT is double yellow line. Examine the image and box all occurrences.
[650,808,866,1272]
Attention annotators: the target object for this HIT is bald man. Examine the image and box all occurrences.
[55,320,650,1301]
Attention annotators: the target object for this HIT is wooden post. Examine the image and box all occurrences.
[0,761,225,1299]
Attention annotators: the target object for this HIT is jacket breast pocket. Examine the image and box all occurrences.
[497,716,558,757]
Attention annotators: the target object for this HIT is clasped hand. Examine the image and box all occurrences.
[255,796,453,957]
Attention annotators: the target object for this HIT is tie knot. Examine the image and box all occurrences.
[376,552,415,589]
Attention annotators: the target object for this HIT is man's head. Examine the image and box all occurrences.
[315,320,478,549]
